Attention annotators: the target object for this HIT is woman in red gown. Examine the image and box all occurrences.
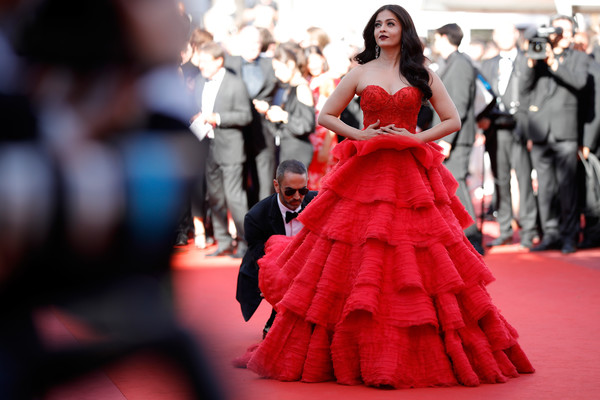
[241,4,534,388]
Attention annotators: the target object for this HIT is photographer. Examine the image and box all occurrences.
[520,15,590,254]
[479,23,539,249]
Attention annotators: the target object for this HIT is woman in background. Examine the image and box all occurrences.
[260,43,315,167]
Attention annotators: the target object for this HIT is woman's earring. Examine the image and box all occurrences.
[375,45,380,58]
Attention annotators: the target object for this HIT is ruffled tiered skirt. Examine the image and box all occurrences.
[247,136,534,388]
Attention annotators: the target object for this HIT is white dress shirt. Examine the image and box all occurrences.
[277,195,304,237]
[201,67,225,116]
[498,48,517,96]
[191,67,225,140]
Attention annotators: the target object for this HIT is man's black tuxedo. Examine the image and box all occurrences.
[236,191,317,321]
[193,68,252,250]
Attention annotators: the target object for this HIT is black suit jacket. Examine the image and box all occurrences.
[193,68,252,164]
[235,191,317,321]
[581,56,600,152]
[520,48,590,143]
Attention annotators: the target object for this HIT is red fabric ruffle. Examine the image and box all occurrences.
[245,85,534,388]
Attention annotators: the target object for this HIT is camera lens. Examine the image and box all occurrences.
[533,42,543,52]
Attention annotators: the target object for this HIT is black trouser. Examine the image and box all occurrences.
[530,137,579,244]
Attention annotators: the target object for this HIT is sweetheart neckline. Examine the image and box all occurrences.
[363,85,416,97]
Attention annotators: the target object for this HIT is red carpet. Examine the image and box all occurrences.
[41,223,600,400]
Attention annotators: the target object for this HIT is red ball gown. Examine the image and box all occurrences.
[245,85,534,388]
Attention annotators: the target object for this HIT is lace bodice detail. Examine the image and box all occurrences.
[360,85,422,133]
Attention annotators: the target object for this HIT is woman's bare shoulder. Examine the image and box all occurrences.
[347,62,378,94]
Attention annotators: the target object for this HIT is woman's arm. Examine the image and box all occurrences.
[318,67,380,141]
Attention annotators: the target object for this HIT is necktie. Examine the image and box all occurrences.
[285,211,298,223]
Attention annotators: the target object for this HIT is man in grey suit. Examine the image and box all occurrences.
[226,25,280,206]
[193,42,252,257]
[480,23,538,249]
[433,23,483,255]
[521,15,590,254]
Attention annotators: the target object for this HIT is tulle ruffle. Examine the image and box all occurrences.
[251,229,534,387]
[247,92,534,388]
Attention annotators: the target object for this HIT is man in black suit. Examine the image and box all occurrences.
[193,41,252,257]
[575,31,600,249]
[236,160,317,338]
[521,15,590,254]
[480,23,538,249]
[433,23,484,255]
[226,25,280,206]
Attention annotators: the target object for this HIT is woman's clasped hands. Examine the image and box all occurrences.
[359,120,420,141]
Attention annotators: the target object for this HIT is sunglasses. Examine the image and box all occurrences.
[283,187,309,196]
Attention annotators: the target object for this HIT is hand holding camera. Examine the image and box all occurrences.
[525,25,563,70]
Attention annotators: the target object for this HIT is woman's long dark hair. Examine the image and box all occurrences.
[355,4,432,101]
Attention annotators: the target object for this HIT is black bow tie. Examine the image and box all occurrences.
[285,211,299,223]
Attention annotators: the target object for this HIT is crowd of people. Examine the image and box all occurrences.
[173,1,600,257]
[174,11,365,256]
[470,16,600,253]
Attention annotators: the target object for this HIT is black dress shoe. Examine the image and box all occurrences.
[207,245,235,257]
[561,242,576,254]
[486,236,513,247]
[531,238,561,252]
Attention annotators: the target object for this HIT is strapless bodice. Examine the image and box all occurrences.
[360,85,422,133]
